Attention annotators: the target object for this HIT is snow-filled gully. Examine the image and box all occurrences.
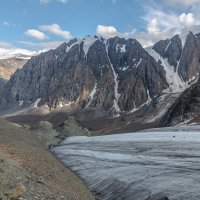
[106,43,121,114]
[52,126,200,200]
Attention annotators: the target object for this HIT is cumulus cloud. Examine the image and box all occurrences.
[147,18,160,34]
[0,40,38,59]
[19,40,64,51]
[102,0,199,47]
[164,0,200,7]
[179,13,198,27]
[40,24,72,39]
[143,7,180,33]
[131,8,178,46]
[95,23,175,47]
[96,25,119,39]
[24,29,49,40]
[0,45,37,59]
[132,5,200,47]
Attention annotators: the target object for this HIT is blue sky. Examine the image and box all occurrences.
[0,0,200,55]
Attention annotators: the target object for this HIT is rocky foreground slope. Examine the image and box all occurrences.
[0,119,95,200]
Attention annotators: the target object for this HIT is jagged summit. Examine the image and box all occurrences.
[0,31,200,120]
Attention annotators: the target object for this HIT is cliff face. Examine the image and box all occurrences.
[0,58,27,80]
[152,32,200,83]
[160,80,200,126]
[178,32,200,81]
[0,36,168,114]
[1,32,200,117]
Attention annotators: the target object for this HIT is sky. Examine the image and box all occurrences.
[1,0,200,57]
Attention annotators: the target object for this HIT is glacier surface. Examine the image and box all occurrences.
[52,126,200,200]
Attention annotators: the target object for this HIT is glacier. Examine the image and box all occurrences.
[52,126,200,200]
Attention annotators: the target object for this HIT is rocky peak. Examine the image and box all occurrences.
[178,31,200,82]
[2,30,200,118]
[152,34,182,71]
[0,35,169,116]
[148,31,200,94]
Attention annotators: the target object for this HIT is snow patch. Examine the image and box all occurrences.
[106,45,120,116]
[65,101,74,106]
[129,89,151,114]
[85,83,97,108]
[134,58,142,68]
[116,44,126,53]
[18,100,24,106]
[33,98,41,108]
[165,41,171,52]
[179,31,189,48]
[147,102,172,123]
[65,36,97,58]
[121,66,129,71]
[106,43,121,114]
[57,101,74,108]
[65,41,80,53]
[147,48,190,93]
[58,102,64,108]
[82,36,98,57]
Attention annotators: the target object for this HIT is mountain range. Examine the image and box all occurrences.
[1,30,200,132]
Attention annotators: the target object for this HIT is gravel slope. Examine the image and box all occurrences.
[0,119,95,200]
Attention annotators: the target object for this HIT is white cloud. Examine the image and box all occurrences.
[179,13,198,27]
[147,18,160,34]
[164,0,200,7]
[20,40,64,51]
[112,0,117,4]
[24,29,49,40]
[40,0,67,4]
[143,7,180,33]
[96,25,119,39]
[132,5,200,47]
[40,24,73,39]
[96,6,200,48]
[0,45,37,59]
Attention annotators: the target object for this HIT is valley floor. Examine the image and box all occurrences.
[0,119,95,200]
[52,126,200,200]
